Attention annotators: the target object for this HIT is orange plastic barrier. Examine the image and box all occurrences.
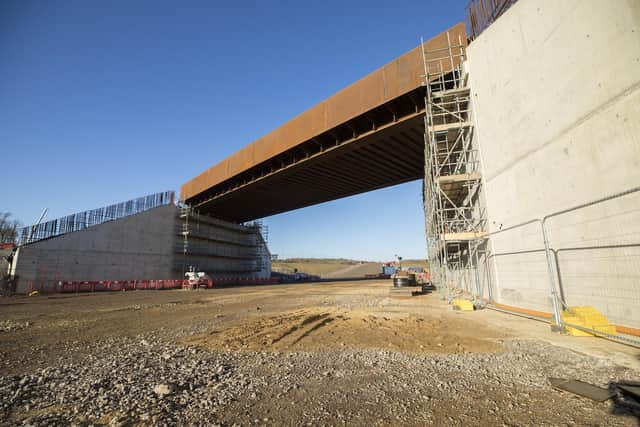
[25,276,279,295]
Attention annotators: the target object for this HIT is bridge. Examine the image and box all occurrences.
[181,23,467,222]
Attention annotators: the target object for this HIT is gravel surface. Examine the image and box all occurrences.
[1,283,639,425]
[0,321,31,333]
[2,326,639,426]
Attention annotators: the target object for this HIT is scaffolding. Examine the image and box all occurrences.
[244,219,269,272]
[179,205,190,276]
[421,32,488,299]
[178,207,268,275]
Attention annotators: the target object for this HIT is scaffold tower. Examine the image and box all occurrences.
[421,32,488,299]
[178,206,269,275]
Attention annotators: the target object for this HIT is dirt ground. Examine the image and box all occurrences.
[271,259,427,278]
[1,280,639,425]
[271,260,381,278]
[320,263,381,278]
[184,306,502,354]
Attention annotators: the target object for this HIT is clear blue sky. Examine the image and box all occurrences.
[1,0,467,260]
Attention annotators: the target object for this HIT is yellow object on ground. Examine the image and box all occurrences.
[28,290,40,297]
[452,299,474,311]
[561,306,617,337]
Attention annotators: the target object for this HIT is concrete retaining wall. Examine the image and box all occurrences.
[467,0,640,327]
[14,205,178,291]
[13,205,272,293]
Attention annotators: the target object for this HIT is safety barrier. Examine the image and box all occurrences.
[17,191,175,246]
[25,279,207,295]
[451,186,640,347]
[213,277,280,286]
[466,0,518,39]
[24,277,280,295]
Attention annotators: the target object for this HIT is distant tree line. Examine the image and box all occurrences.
[0,212,21,244]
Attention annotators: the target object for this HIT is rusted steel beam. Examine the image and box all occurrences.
[181,22,467,204]
[192,111,425,211]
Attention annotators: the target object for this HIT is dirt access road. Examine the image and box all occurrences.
[271,260,381,278]
[1,280,639,425]
[321,263,381,279]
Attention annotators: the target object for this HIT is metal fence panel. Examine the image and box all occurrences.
[17,191,175,246]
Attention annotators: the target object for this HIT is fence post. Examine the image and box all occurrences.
[540,219,563,329]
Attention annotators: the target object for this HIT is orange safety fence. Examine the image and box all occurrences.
[24,276,281,295]
[25,279,199,294]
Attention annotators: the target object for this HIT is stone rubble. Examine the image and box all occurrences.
[1,324,639,425]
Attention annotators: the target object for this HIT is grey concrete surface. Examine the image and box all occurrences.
[467,0,640,327]
[13,205,178,292]
[12,205,271,293]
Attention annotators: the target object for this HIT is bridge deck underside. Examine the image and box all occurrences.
[182,23,468,222]
[189,100,426,222]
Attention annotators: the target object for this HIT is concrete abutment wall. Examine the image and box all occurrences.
[467,0,640,327]
[13,205,271,293]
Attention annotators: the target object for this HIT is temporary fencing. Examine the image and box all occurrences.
[450,186,640,346]
[26,279,203,294]
[17,191,175,246]
[466,0,518,39]
[212,277,280,286]
[24,276,280,295]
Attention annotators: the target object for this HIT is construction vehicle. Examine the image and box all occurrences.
[407,266,430,285]
[184,267,212,289]
[389,255,430,288]
[381,262,397,277]
[392,269,417,287]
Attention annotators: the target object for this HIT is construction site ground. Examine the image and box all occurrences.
[1,280,639,425]
[271,259,427,278]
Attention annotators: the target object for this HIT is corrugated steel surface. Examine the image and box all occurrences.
[181,22,467,202]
